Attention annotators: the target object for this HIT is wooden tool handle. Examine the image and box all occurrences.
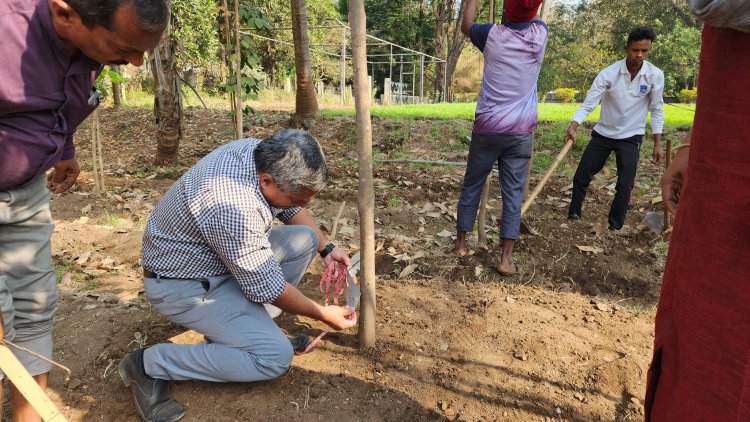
[0,344,68,421]
[521,139,574,217]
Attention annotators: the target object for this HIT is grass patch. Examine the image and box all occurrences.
[652,240,670,257]
[53,258,86,284]
[621,303,657,313]
[532,121,576,175]
[322,102,695,128]
[408,162,433,170]
[53,258,75,281]
[121,88,230,110]
[156,164,186,176]
[100,210,123,227]
[337,157,358,168]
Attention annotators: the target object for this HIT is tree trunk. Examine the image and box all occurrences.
[151,15,182,165]
[111,65,123,108]
[222,0,234,107]
[233,0,242,137]
[433,0,450,101]
[291,0,319,129]
[348,0,376,348]
[444,0,468,102]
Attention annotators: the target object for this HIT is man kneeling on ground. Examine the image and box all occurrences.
[119,129,357,422]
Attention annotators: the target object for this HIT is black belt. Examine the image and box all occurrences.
[143,268,195,280]
[143,269,209,291]
[143,269,159,278]
[143,269,192,280]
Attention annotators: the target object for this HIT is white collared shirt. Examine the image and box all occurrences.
[572,58,664,139]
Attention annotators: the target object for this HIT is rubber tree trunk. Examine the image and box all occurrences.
[233,0,242,138]
[432,0,449,100]
[222,0,232,105]
[291,0,319,128]
[444,1,468,103]
[151,15,183,164]
[348,0,376,348]
[111,65,123,108]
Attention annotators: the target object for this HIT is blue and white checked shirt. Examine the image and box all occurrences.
[141,138,301,303]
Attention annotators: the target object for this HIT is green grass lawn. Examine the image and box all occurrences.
[321,101,692,178]
[321,102,695,129]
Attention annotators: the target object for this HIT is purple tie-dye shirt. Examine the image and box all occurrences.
[0,0,102,190]
[470,21,548,135]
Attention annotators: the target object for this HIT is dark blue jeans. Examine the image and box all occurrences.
[568,131,643,229]
[456,132,533,240]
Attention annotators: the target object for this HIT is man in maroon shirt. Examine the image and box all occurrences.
[645,2,750,420]
[0,1,167,420]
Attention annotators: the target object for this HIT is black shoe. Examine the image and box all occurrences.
[568,212,581,220]
[118,349,186,422]
[288,334,311,354]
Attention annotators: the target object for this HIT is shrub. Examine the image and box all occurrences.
[554,87,576,103]
[677,88,697,103]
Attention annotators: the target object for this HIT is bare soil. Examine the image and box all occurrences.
[3,107,675,421]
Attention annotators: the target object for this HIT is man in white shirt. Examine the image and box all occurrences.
[566,26,664,230]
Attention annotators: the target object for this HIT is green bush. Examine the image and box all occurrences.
[554,87,576,103]
[677,88,697,103]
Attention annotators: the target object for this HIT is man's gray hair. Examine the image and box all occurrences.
[255,129,328,194]
[64,0,170,31]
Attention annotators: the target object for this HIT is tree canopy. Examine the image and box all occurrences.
[539,0,701,99]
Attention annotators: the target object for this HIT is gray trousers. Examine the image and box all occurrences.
[0,176,57,378]
[143,225,318,382]
[456,132,533,240]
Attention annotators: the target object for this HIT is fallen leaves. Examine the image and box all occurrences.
[435,229,452,238]
[399,263,418,279]
[77,251,92,265]
[576,245,603,255]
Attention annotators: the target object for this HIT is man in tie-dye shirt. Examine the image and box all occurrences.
[454,0,547,276]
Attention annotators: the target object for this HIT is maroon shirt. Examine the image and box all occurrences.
[0,0,102,190]
[645,25,750,420]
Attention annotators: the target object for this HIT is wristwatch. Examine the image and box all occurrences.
[319,242,336,258]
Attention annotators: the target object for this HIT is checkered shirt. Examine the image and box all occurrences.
[141,138,300,303]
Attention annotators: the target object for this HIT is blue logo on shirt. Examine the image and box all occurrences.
[639,84,648,94]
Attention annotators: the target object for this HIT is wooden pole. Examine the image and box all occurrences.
[90,109,105,193]
[233,0,242,138]
[340,27,346,106]
[520,140,574,216]
[663,137,673,231]
[348,0,376,348]
[475,0,496,248]
[91,109,100,193]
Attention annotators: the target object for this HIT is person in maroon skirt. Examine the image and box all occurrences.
[645,3,750,420]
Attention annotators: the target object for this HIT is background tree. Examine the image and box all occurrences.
[443,0,469,102]
[215,1,270,127]
[291,0,319,128]
[151,14,183,164]
[538,1,616,97]
[339,0,435,53]
[251,0,341,88]
[539,0,701,99]
[110,65,123,108]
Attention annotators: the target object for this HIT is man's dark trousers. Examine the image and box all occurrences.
[568,131,642,230]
